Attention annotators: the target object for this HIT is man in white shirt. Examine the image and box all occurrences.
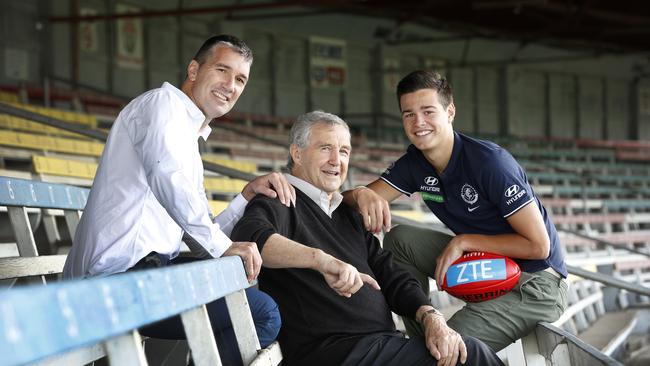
[63,34,294,365]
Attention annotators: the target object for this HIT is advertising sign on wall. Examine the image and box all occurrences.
[79,8,98,53]
[309,36,346,89]
[116,3,143,69]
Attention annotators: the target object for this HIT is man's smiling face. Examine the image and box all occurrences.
[185,44,250,119]
[290,122,351,198]
[400,88,455,155]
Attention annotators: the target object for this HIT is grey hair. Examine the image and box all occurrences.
[285,110,350,171]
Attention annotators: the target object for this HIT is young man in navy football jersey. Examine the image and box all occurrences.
[343,70,568,352]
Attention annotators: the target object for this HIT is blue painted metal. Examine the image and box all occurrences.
[0,176,88,210]
[0,256,250,366]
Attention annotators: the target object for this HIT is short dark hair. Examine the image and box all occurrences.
[193,34,253,65]
[396,70,453,110]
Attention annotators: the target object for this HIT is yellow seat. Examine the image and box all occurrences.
[208,200,229,215]
[0,129,103,156]
[2,102,97,128]
[203,177,247,194]
[0,91,19,103]
[202,155,258,174]
[32,156,97,179]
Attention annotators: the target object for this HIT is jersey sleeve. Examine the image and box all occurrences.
[483,149,535,218]
[379,149,418,196]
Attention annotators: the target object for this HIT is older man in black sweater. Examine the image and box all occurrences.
[231,111,503,366]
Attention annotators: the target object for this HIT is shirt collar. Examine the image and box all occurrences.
[198,125,212,141]
[285,173,343,217]
[161,82,212,140]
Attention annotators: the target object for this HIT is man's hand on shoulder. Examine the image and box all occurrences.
[352,186,391,234]
[418,306,467,366]
[313,250,380,297]
[243,172,296,207]
[222,241,262,282]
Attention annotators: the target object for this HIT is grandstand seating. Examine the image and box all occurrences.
[0,176,86,285]
[0,95,647,365]
[204,176,248,196]
[32,155,97,182]
[1,101,97,127]
[202,155,258,174]
[0,130,103,157]
[0,256,282,366]
[0,90,19,103]
[0,174,279,365]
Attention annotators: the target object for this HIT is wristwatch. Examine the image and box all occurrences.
[418,308,444,324]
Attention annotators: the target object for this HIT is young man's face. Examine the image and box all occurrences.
[291,122,351,197]
[186,44,251,119]
[400,88,455,153]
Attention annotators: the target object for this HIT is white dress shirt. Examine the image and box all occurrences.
[64,82,245,278]
[285,174,342,217]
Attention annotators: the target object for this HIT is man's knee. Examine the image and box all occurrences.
[462,336,503,366]
[245,288,281,346]
[383,224,411,254]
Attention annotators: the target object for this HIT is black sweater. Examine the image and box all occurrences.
[231,189,430,365]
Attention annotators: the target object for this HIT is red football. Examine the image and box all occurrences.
[441,252,521,303]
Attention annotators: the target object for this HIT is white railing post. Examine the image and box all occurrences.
[180,305,222,366]
[225,289,261,365]
[105,330,148,366]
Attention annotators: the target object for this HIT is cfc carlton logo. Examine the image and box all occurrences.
[461,184,478,205]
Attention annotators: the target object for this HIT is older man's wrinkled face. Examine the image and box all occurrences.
[291,122,351,197]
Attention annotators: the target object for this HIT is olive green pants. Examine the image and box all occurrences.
[384,224,568,352]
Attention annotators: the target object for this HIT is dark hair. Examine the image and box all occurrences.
[396,70,453,110]
[193,34,253,65]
